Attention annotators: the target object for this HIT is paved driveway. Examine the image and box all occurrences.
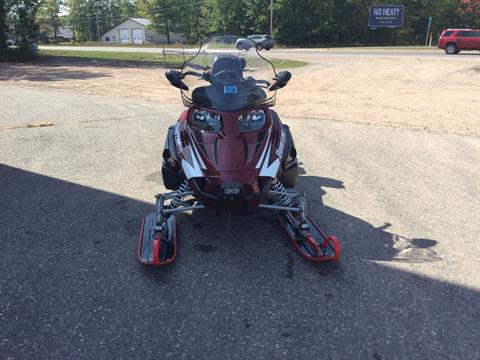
[1,85,479,359]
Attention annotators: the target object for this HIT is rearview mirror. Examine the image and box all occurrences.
[165,70,189,91]
[269,71,291,91]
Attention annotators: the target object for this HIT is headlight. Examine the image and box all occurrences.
[238,110,266,132]
[191,110,222,132]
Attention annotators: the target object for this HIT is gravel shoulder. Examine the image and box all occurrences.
[1,55,479,137]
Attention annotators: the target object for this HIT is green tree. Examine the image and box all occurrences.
[0,0,7,50]
[37,0,63,43]
[3,0,479,52]
[9,0,42,53]
[146,0,183,44]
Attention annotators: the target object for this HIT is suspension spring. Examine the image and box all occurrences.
[170,180,191,208]
[271,179,294,207]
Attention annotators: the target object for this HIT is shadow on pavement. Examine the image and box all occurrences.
[0,60,112,82]
[1,164,478,359]
[295,167,441,264]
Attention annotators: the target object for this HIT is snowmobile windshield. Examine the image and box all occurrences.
[181,35,277,112]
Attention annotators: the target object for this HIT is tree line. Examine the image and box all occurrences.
[1,0,479,55]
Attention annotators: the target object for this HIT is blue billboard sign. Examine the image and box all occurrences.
[369,5,405,28]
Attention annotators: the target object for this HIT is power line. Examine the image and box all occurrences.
[58,0,207,21]
[150,0,207,13]
[8,1,209,28]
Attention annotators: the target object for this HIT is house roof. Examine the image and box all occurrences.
[130,18,151,26]
[101,17,151,36]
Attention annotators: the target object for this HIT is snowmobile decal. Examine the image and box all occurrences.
[255,127,272,169]
[174,124,182,153]
[276,128,286,159]
[189,133,207,170]
[181,146,203,179]
[259,142,280,178]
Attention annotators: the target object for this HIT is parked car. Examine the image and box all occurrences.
[6,36,17,47]
[438,29,480,54]
[236,35,274,51]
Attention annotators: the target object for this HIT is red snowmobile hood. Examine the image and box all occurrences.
[185,107,275,174]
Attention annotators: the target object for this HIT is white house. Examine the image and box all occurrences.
[101,17,185,44]
[57,26,73,41]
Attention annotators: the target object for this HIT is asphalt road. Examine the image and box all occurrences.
[39,45,480,60]
[1,84,479,360]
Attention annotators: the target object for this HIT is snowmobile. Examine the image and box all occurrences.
[138,35,340,266]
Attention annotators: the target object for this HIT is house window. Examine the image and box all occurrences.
[105,37,110,42]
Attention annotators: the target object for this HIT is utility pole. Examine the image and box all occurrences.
[96,14,100,42]
[270,0,273,36]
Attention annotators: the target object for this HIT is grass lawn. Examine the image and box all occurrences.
[46,42,198,49]
[40,49,186,67]
[39,49,308,69]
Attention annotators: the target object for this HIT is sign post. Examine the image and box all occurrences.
[368,5,405,46]
[425,16,432,46]
[270,0,273,36]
